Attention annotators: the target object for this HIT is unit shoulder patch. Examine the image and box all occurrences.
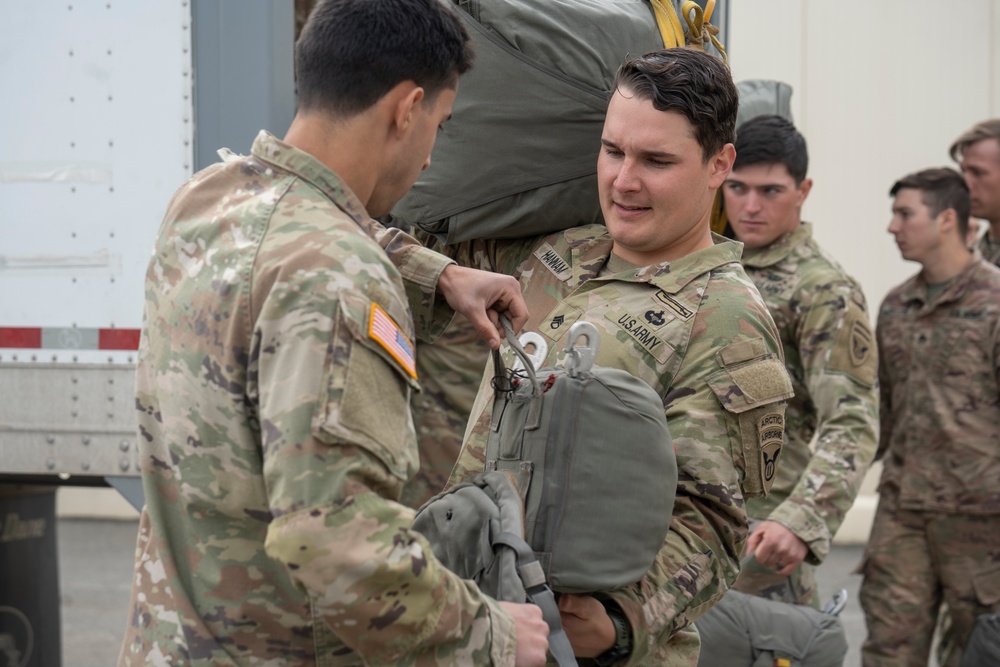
[828,311,876,386]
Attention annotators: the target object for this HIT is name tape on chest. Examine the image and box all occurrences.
[606,310,672,363]
[368,302,417,379]
[534,243,572,282]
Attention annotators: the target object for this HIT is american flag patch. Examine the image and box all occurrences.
[368,302,417,380]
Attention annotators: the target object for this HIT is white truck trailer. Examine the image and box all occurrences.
[0,3,295,664]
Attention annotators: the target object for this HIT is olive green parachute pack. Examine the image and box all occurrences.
[390,0,726,244]
[413,319,676,666]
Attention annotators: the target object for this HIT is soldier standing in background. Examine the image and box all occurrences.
[117,0,552,664]
[414,48,794,665]
[950,119,1000,265]
[718,115,879,607]
[860,167,1000,667]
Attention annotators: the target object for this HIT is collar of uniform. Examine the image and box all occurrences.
[740,222,812,269]
[250,130,369,227]
[564,228,743,295]
[900,251,984,307]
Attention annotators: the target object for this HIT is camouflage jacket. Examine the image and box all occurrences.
[876,254,1000,514]
[739,224,879,564]
[974,232,1000,267]
[437,228,793,666]
[120,131,518,666]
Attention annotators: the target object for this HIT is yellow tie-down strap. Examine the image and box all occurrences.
[648,0,728,63]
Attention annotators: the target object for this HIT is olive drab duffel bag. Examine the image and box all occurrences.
[413,318,677,664]
[390,0,726,244]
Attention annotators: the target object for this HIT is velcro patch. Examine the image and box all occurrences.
[368,302,417,380]
[652,290,694,321]
[534,243,572,282]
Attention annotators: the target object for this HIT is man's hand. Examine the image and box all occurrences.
[499,601,549,667]
[745,520,809,576]
[556,594,615,658]
[438,265,529,349]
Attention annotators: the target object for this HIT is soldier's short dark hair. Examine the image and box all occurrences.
[295,0,474,117]
[613,48,737,162]
[949,118,1000,162]
[890,167,971,240]
[733,115,809,185]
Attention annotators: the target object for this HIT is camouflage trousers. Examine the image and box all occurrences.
[858,493,1000,667]
[730,554,821,608]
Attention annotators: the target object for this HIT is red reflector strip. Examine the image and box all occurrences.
[0,327,141,350]
[98,329,142,350]
[0,327,42,348]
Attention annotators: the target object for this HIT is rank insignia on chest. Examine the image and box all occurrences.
[368,302,417,379]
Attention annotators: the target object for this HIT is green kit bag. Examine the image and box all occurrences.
[390,0,724,244]
[484,319,676,593]
[413,319,675,664]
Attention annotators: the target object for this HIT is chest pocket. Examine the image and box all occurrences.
[706,339,794,498]
[312,295,420,482]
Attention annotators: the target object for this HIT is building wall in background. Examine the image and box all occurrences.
[728,0,1000,543]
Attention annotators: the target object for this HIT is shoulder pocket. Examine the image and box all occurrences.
[707,339,793,498]
[312,294,419,481]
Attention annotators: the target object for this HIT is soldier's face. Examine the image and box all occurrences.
[370,84,457,217]
[598,87,733,265]
[959,138,1000,224]
[888,188,943,264]
[724,163,812,250]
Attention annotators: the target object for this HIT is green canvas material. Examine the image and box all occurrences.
[735,79,795,128]
[484,320,676,594]
[695,590,849,667]
[391,0,667,243]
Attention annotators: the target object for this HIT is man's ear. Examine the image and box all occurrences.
[709,143,736,189]
[797,178,814,207]
[937,207,958,236]
[389,82,425,139]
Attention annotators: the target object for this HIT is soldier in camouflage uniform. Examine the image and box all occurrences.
[425,49,795,666]
[860,168,1000,667]
[714,116,879,607]
[950,119,1000,266]
[117,1,553,665]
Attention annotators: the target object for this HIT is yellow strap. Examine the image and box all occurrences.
[681,0,728,62]
[649,0,685,48]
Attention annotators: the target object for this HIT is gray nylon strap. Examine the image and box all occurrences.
[492,531,578,667]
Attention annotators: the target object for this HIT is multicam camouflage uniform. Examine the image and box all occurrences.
[974,232,1000,266]
[727,223,879,607]
[437,227,794,666]
[860,254,1000,667]
[119,131,518,666]
[401,317,489,509]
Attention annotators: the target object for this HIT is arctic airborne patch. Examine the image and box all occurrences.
[534,243,572,281]
[652,290,694,321]
[758,412,784,483]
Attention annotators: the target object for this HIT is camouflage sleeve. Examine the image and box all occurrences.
[768,281,879,563]
[253,260,516,665]
[875,306,894,462]
[371,222,456,342]
[606,284,793,662]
